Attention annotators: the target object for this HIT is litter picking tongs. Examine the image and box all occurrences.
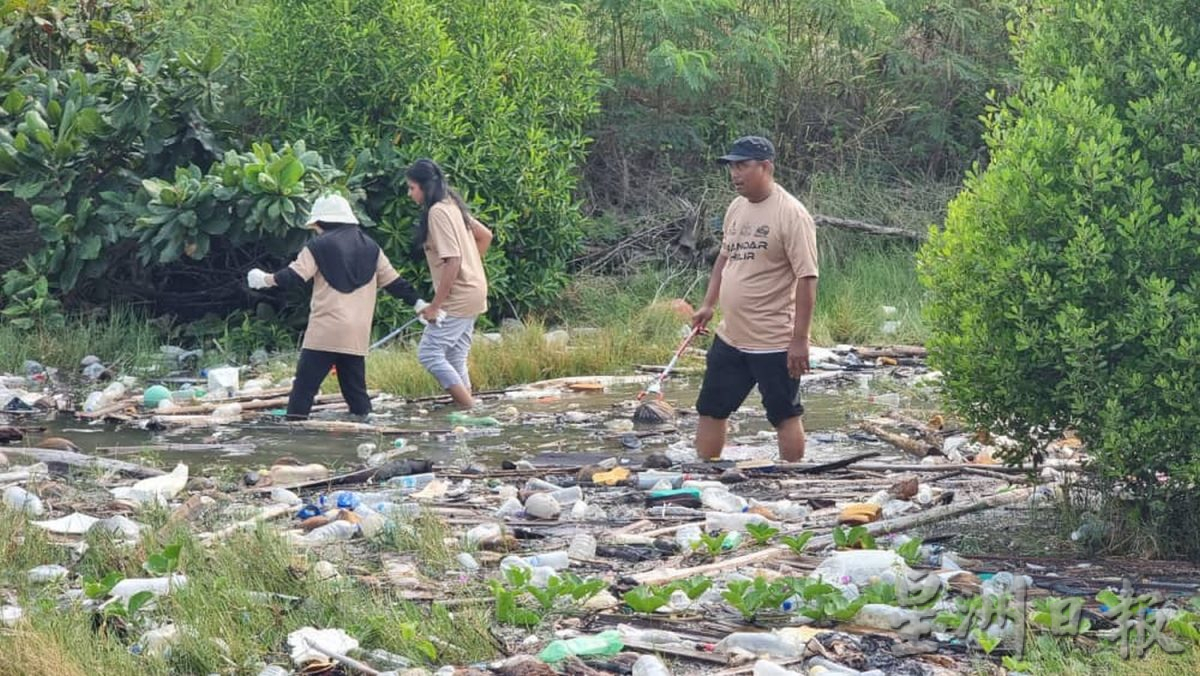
[636,325,704,401]
[369,315,423,351]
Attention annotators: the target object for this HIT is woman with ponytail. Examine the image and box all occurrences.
[405,159,493,408]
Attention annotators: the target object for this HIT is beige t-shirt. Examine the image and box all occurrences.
[274,247,400,356]
[423,199,488,317]
[715,183,819,351]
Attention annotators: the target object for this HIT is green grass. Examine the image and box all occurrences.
[0,507,495,675]
[1013,634,1200,675]
[0,306,164,375]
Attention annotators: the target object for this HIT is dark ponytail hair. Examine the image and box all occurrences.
[406,158,472,259]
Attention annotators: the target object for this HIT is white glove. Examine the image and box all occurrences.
[413,299,447,326]
[247,268,270,289]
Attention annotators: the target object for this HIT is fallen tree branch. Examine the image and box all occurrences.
[3,447,164,478]
[860,423,936,457]
[629,487,1035,585]
[814,214,925,241]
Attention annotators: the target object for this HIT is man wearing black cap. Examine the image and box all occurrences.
[691,136,819,462]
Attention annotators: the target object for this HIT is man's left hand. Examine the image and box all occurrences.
[787,337,810,378]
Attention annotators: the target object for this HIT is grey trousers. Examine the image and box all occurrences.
[417,315,476,389]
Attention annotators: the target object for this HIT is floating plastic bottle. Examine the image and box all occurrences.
[538,630,623,663]
[448,411,500,427]
[386,473,436,493]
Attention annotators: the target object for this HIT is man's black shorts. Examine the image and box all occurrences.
[695,336,803,428]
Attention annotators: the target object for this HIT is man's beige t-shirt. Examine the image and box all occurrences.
[716,183,819,351]
[279,248,400,356]
[423,199,488,317]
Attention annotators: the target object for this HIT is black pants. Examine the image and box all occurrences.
[695,336,804,428]
[287,349,371,419]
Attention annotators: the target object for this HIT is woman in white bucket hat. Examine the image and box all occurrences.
[246,193,434,419]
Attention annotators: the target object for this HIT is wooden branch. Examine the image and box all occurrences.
[3,447,164,478]
[813,214,925,241]
[861,423,935,457]
[629,487,1035,585]
[853,345,928,359]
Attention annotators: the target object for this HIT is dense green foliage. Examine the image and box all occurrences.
[583,0,1021,208]
[0,0,600,325]
[920,0,1200,556]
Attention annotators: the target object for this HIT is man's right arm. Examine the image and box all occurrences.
[692,253,728,330]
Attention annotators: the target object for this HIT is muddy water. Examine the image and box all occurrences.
[37,376,917,472]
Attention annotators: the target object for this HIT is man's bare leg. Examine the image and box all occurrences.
[447,384,475,408]
[696,415,728,460]
[777,416,806,462]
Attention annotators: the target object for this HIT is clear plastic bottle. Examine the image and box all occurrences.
[494,496,525,518]
[636,471,684,490]
[270,488,302,506]
[550,485,582,505]
[503,550,570,570]
[714,632,801,659]
[704,511,771,532]
[701,487,748,513]
[386,473,436,493]
[304,520,359,543]
[527,478,561,492]
[457,552,480,571]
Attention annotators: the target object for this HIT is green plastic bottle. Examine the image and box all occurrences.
[537,630,623,663]
[448,411,501,427]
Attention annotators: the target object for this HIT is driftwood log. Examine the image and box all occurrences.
[3,447,164,478]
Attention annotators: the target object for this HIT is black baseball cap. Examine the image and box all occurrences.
[718,135,775,164]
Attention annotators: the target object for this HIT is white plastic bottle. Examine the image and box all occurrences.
[714,632,801,659]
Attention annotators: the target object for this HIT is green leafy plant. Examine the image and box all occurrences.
[1002,656,1034,672]
[919,0,1200,559]
[722,576,795,620]
[780,532,815,555]
[671,576,713,601]
[894,537,923,566]
[143,542,182,576]
[623,585,672,614]
[832,526,876,550]
[972,628,1001,655]
[692,531,731,558]
[745,523,779,546]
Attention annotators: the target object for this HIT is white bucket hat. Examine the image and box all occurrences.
[305,194,359,226]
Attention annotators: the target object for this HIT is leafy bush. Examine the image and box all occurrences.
[919,0,1200,557]
[229,0,602,317]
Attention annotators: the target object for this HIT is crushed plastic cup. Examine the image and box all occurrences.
[568,532,597,560]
